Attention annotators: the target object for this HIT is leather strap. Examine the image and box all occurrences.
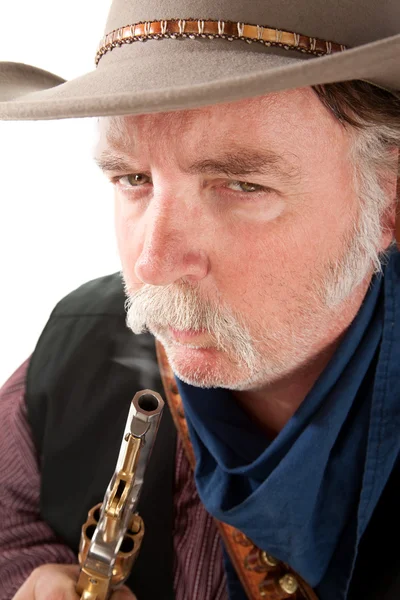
[156,340,319,600]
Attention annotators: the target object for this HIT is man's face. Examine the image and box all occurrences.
[96,87,377,390]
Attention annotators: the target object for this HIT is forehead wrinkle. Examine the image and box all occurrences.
[96,89,307,157]
[96,112,198,164]
[99,115,138,154]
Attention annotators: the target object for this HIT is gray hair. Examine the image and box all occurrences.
[312,82,400,307]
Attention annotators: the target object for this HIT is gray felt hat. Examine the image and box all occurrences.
[0,0,399,121]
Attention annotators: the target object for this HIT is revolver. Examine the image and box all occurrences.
[76,389,164,600]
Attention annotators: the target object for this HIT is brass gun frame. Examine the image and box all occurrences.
[76,389,164,600]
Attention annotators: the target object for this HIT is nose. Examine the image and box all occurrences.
[134,197,210,286]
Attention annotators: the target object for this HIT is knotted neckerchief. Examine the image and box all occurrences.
[162,250,400,600]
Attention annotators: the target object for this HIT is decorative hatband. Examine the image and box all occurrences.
[95,18,348,66]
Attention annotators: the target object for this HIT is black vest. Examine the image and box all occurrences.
[25,273,176,599]
[25,273,400,600]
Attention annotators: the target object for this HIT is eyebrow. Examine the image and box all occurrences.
[186,149,296,180]
[93,147,298,181]
[94,151,134,174]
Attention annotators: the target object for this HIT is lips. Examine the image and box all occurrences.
[168,327,207,343]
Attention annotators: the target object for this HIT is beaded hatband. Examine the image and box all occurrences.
[95,18,348,66]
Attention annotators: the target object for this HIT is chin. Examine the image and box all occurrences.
[163,341,256,390]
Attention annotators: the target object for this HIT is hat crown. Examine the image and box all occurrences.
[104,0,400,48]
[1,0,399,120]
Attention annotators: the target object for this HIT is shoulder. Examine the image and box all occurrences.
[51,272,125,318]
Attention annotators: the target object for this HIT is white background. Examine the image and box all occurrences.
[0,1,121,387]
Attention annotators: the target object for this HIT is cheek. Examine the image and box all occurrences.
[114,196,143,278]
[213,220,290,310]
[216,212,323,315]
[114,197,128,258]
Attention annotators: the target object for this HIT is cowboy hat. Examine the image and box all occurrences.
[0,0,399,121]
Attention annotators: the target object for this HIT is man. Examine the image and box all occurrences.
[0,0,399,599]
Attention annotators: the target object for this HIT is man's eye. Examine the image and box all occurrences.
[118,173,151,187]
[226,181,266,193]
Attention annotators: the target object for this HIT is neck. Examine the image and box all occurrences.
[232,278,372,439]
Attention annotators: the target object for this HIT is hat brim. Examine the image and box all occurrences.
[0,32,399,121]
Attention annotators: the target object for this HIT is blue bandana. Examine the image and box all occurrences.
[176,248,400,600]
